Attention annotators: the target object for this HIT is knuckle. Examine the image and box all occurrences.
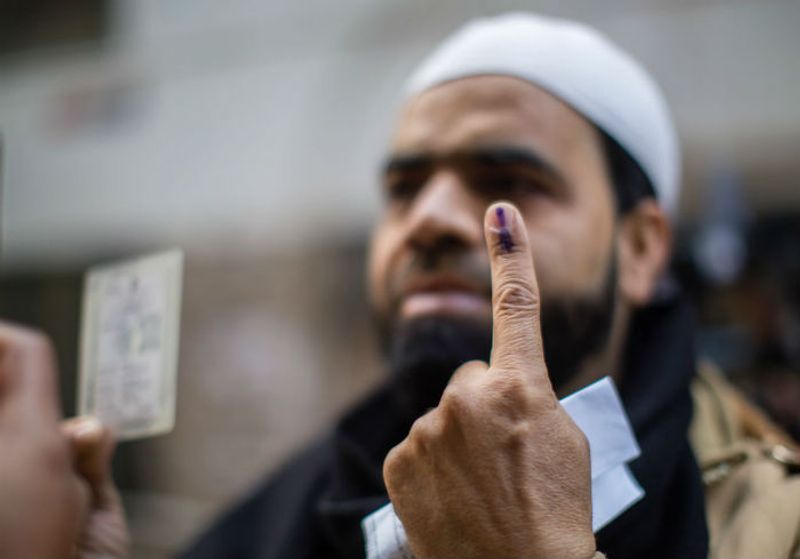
[493,278,539,317]
[447,360,488,394]
[489,371,528,401]
[453,359,488,378]
[570,422,591,458]
[488,373,555,419]
[408,413,434,445]
[504,370,529,393]
[491,371,554,406]
[382,445,402,480]
[439,384,471,418]
[503,419,533,450]
[409,409,448,456]
[382,442,413,494]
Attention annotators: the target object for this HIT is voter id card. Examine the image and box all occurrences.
[78,249,183,441]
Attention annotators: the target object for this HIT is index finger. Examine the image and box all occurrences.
[483,202,546,378]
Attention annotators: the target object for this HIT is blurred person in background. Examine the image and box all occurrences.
[737,216,800,441]
[4,11,800,559]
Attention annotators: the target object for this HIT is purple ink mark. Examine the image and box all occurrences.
[495,207,514,252]
[495,206,507,227]
[499,229,514,252]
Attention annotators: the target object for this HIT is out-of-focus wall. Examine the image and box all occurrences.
[2,0,799,268]
[1,2,800,558]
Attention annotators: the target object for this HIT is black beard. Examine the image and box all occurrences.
[382,262,617,420]
[385,316,492,420]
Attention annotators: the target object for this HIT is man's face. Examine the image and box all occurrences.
[368,76,618,405]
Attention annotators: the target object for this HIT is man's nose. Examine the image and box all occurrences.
[404,170,483,254]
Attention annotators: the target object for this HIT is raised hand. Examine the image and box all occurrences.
[383,202,595,559]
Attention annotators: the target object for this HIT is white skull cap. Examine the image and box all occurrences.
[405,12,680,217]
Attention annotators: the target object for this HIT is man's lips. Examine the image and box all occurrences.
[399,276,491,319]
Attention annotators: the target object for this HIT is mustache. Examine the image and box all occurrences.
[387,250,492,314]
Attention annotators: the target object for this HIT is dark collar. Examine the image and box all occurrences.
[315,385,411,557]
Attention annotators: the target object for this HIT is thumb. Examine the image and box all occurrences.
[62,417,117,505]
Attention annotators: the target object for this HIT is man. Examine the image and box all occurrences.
[4,11,799,559]
[177,12,800,559]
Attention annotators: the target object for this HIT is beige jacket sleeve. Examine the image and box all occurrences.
[691,363,800,559]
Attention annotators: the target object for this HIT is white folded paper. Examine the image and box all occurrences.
[362,377,643,559]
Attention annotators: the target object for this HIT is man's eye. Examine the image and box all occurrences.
[385,177,423,201]
[481,175,546,196]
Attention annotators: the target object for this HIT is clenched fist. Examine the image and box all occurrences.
[383,202,596,559]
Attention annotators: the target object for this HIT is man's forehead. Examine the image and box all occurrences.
[390,75,596,156]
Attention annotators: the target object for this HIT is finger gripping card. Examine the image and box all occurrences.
[78,249,183,441]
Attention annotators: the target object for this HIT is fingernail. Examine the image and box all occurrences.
[494,206,514,253]
[74,416,102,439]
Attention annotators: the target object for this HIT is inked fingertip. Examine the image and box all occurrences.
[495,206,507,227]
[490,204,515,253]
[498,228,514,253]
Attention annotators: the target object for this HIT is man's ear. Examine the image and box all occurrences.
[616,199,672,307]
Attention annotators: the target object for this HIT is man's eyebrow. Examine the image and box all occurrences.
[383,153,433,174]
[382,146,565,184]
[465,146,565,184]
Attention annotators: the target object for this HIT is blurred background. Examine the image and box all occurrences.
[1,1,799,557]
